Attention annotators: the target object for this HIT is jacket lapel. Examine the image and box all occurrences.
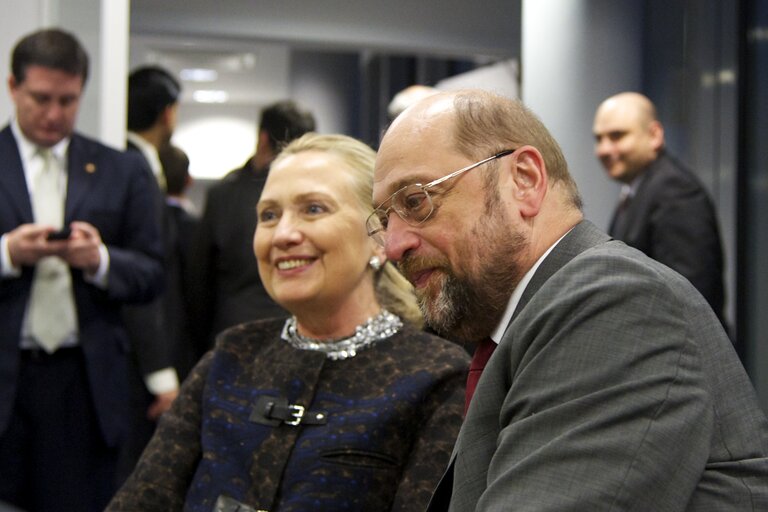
[511,220,610,323]
[64,135,98,220]
[433,220,611,510]
[425,459,454,511]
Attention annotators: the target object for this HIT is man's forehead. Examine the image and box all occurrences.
[373,146,427,196]
[385,92,454,137]
[373,93,457,192]
[597,98,644,125]
[595,108,636,135]
[376,128,444,180]
[379,98,454,157]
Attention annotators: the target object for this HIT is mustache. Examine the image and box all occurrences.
[397,253,451,282]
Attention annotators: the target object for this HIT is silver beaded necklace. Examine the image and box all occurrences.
[280,309,403,360]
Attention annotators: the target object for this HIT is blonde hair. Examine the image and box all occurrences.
[273,133,424,327]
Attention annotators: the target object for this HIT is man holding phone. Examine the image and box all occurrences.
[46,227,71,240]
[0,28,164,511]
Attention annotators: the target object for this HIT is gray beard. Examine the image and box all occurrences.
[417,273,484,342]
[415,218,528,343]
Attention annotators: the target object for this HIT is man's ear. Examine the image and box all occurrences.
[161,104,176,127]
[649,120,664,151]
[508,146,548,218]
[257,130,271,150]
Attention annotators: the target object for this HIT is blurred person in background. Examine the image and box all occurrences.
[0,28,163,511]
[158,143,199,380]
[387,84,439,122]
[593,91,726,327]
[117,64,183,485]
[189,100,316,354]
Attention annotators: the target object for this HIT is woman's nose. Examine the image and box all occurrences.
[272,214,303,247]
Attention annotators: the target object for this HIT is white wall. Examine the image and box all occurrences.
[436,59,519,100]
[172,103,259,180]
[522,0,644,229]
[171,50,361,180]
[0,1,45,124]
[130,38,295,179]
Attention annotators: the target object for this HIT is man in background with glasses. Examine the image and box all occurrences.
[371,89,768,511]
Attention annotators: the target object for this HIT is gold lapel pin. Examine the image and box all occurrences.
[85,162,96,174]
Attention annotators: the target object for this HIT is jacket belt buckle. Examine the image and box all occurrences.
[249,395,326,427]
[284,404,305,425]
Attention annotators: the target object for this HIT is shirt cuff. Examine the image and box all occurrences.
[83,243,109,288]
[145,368,180,395]
[0,234,22,278]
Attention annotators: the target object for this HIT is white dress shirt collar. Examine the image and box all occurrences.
[489,228,573,344]
[127,131,162,180]
[11,118,70,167]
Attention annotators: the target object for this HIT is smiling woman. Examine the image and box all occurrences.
[107,133,470,512]
[255,148,380,322]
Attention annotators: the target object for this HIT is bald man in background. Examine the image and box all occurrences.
[387,84,439,121]
[593,92,726,326]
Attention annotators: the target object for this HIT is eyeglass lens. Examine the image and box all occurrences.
[368,149,516,244]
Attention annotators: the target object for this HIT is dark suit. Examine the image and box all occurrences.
[608,150,725,323]
[123,139,174,380]
[188,159,286,354]
[116,140,176,486]
[0,126,164,510]
[162,200,199,379]
[428,221,768,511]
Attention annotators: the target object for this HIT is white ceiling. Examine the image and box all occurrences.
[130,35,291,106]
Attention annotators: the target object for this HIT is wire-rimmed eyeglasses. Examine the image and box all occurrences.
[366,149,517,246]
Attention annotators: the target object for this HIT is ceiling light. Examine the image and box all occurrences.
[193,90,229,103]
[180,68,218,82]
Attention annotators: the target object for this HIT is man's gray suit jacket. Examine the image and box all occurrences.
[428,220,768,511]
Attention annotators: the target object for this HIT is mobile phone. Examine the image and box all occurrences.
[46,227,72,241]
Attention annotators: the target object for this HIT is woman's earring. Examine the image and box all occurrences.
[369,256,382,271]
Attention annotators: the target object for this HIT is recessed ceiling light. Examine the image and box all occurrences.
[180,68,218,82]
[193,90,229,103]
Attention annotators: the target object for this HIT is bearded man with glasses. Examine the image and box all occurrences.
[371,89,768,511]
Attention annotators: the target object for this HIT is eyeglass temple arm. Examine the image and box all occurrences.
[425,149,515,188]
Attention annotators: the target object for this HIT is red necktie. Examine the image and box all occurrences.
[465,338,497,415]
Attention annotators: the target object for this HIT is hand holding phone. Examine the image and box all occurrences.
[46,227,72,241]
